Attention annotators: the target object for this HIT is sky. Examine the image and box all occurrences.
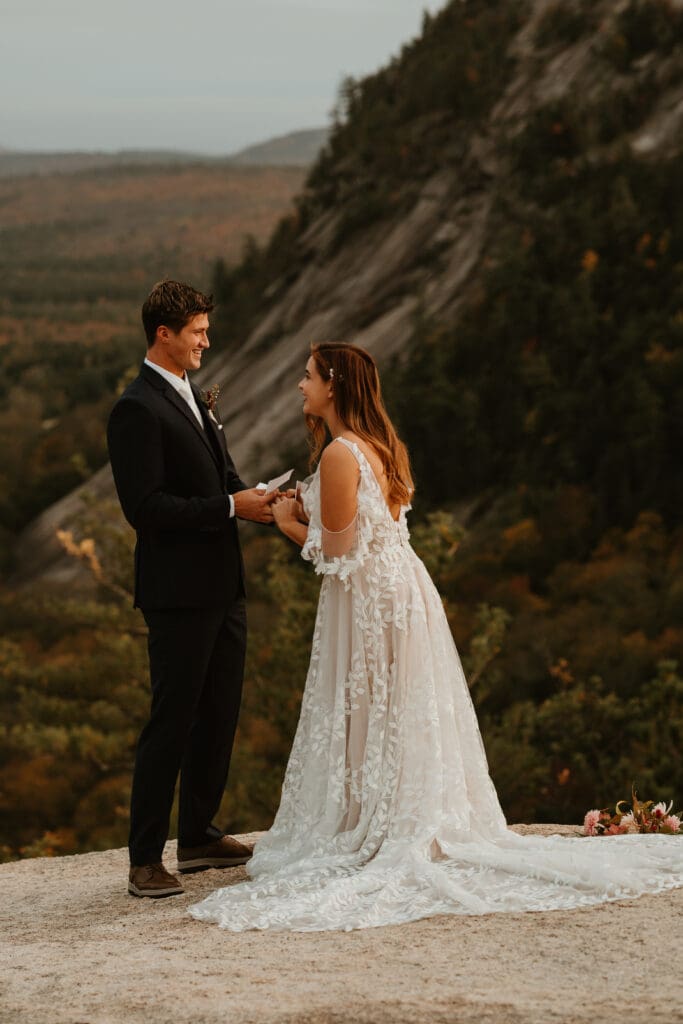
[1,0,443,154]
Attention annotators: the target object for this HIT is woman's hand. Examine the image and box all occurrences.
[273,496,296,526]
[272,496,309,547]
[273,496,307,526]
[282,486,310,522]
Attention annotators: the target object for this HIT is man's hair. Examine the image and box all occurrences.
[141,280,215,346]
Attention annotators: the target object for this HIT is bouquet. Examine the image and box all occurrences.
[583,787,682,836]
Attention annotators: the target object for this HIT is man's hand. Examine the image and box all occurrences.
[233,487,278,523]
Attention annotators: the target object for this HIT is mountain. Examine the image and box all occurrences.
[229,128,329,166]
[14,0,683,586]
[0,129,327,179]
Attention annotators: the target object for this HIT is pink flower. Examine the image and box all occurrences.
[584,797,679,837]
[620,812,638,834]
[584,809,601,836]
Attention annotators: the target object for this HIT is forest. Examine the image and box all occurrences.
[1,0,682,859]
[0,163,304,563]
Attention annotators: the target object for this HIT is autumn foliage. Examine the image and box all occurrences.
[2,0,683,857]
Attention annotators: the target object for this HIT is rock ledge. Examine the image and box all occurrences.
[2,824,681,1024]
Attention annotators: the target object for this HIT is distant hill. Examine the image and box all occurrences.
[0,128,328,178]
[0,148,216,178]
[229,128,329,166]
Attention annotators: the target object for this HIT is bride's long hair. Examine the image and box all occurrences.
[306,342,414,506]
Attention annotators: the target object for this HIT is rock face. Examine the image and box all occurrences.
[2,825,682,1024]
[13,0,683,585]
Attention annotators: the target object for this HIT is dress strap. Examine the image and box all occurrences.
[320,438,359,558]
[332,436,361,462]
[333,436,404,524]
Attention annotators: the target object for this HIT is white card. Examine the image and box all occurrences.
[256,469,294,494]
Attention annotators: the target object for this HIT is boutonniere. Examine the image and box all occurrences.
[201,384,221,425]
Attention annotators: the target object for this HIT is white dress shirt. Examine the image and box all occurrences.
[144,357,235,518]
[144,357,204,427]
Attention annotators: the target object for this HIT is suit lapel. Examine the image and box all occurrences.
[139,362,223,472]
[161,381,222,470]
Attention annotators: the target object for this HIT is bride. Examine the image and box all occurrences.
[189,343,683,932]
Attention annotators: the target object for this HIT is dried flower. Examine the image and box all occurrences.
[584,809,601,836]
[201,384,220,413]
[619,812,638,834]
[56,529,102,581]
[583,787,682,837]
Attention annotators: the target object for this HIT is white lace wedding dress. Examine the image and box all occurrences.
[189,437,683,931]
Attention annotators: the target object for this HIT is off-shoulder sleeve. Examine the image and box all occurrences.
[321,516,357,557]
[300,473,384,584]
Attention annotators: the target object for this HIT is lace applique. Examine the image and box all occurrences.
[189,437,683,934]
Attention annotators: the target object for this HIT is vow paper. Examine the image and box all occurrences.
[256,469,294,494]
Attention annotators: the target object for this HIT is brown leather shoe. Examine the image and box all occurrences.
[128,862,184,898]
[177,834,253,873]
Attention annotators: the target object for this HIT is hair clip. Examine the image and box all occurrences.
[329,367,343,382]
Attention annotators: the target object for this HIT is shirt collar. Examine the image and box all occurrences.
[144,357,193,394]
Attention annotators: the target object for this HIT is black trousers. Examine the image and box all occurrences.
[128,601,247,866]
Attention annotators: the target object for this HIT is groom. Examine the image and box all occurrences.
[107,279,277,898]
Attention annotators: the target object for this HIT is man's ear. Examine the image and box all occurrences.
[156,325,171,346]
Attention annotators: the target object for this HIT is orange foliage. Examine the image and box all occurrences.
[645,342,678,364]
[636,232,652,253]
[654,627,683,657]
[246,718,284,758]
[581,249,599,272]
[19,828,79,858]
[621,630,649,656]
[0,756,74,817]
[549,658,574,686]
[502,518,541,548]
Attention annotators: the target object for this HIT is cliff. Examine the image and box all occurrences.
[12,0,683,585]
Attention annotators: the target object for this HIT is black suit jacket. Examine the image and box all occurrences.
[107,362,248,609]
